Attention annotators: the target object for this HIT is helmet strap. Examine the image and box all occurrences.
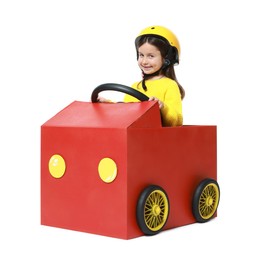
[141,67,165,91]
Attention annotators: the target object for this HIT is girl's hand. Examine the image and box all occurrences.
[97,95,111,103]
[149,96,164,109]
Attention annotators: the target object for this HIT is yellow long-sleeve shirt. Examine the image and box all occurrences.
[123,77,183,126]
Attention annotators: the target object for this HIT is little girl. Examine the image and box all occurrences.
[98,25,185,127]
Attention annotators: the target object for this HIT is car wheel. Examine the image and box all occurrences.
[192,178,220,223]
[136,185,170,235]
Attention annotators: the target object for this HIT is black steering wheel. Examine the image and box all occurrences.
[91,83,149,103]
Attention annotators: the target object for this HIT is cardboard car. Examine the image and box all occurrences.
[41,83,219,239]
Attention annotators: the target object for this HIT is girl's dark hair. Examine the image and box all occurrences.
[135,35,185,100]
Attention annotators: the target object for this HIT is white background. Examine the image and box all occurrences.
[1,0,259,259]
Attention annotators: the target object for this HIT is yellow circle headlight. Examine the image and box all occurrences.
[98,158,117,183]
[49,154,66,178]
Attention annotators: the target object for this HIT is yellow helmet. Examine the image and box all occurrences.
[136,25,180,64]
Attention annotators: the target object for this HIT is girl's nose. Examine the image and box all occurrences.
[141,57,148,64]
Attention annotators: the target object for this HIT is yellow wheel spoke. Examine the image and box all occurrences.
[144,189,169,231]
[199,183,219,219]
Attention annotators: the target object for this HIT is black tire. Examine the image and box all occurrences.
[192,178,220,223]
[136,185,170,236]
[91,83,149,103]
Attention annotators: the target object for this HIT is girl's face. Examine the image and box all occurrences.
[137,42,164,75]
